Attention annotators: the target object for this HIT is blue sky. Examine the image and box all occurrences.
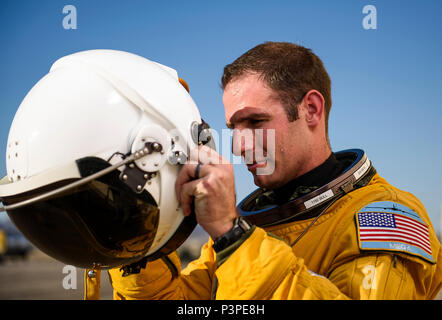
[0,0,441,231]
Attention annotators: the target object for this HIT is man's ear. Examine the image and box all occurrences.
[302,89,325,128]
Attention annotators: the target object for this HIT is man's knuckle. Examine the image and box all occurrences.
[202,178,212,189]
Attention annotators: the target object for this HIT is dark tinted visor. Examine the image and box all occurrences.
[2,157,159,269]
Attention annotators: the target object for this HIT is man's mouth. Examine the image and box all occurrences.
[246,161,267,173]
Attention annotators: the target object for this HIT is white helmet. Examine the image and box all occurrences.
[0,50,214,269]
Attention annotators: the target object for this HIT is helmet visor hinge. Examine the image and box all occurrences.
[119,142,162,194]
[191,120,216,150]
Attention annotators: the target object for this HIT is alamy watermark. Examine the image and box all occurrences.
[362,265,377,290]
[62,5,77,30]
[62,265,77,290]
[362,5,377,30]
[184,127,276,176]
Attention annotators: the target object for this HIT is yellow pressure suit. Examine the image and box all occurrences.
[107,173,441,299]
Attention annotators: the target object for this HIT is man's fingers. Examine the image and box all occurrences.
[175,162,207,201]
[176,146,232,213]
[175,162,196,194]
[179,179,201,216]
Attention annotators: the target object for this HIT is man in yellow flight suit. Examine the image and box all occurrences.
[108,42,441,299]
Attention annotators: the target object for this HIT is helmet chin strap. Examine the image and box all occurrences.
[0,142,163,213]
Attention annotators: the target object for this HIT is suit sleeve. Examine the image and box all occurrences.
[328,247,442,299]
[108,242,217,300]
[214,227,349,299]
[108,227,350,300]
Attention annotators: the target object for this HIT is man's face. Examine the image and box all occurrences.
[223,73,311,189]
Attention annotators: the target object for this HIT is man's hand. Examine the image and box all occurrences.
[175,145,238,240]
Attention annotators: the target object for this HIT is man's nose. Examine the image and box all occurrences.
[232,128,254,158]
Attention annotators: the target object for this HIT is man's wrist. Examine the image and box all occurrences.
[209,219,235,240]
[212,217,253,252]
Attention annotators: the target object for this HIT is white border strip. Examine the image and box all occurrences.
[354,158,371,180]
[304,189,334,209]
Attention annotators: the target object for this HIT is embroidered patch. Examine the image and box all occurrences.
[355,201,434,263]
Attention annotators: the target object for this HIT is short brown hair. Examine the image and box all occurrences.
[222,41,332,134]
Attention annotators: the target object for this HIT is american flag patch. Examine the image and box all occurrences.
[356,201,434,263]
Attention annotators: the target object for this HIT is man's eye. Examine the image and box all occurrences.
[249,119,264,126]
